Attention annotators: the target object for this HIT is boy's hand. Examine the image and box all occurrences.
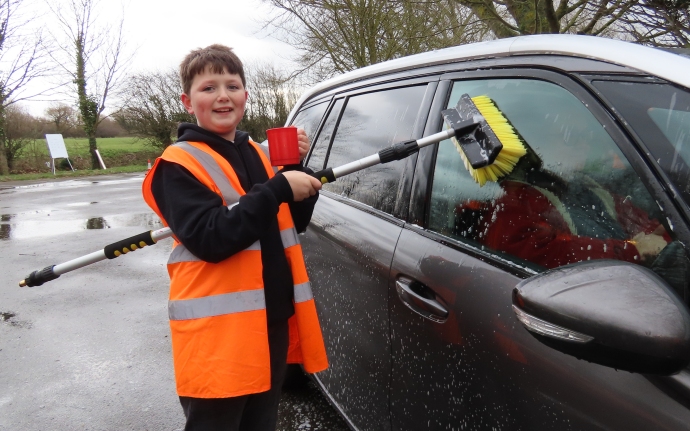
[630,231,667,261]
[296,128,310,160]
[283,171,322,201]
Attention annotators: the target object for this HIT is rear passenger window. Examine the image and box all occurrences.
[322,85,427,214]
[290,100,329,141]
[428,78,673,274]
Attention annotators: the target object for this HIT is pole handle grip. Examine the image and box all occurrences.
[20,265,59,287]
[312,167,336,184]
[104,231,157,259]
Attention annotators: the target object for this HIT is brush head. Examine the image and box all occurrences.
[441,94,502,169]
[443,94,527,186]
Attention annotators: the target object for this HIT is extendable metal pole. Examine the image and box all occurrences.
[19,106,485,288]
[312,120,478,185]
[331,129,455,180]
[19,227,173,287]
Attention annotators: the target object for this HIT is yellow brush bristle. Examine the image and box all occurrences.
[452,95,527,186]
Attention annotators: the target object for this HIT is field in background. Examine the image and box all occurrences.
[7,137,161,178]
[61,137,150,154]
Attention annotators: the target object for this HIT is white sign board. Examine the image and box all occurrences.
[45,134,69,159]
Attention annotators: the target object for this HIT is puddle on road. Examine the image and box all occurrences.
[0,214,10,240]
[66,202,99,207]
[277,380,350,431]
[0,311,31,329]
[0,213,162,240]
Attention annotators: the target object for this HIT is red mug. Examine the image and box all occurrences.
[266,127,300,166]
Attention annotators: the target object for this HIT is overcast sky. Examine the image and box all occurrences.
[19,0,297,116]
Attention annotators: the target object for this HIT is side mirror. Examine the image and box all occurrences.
[512,260,690,375]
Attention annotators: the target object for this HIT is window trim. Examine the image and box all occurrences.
[304,97,345,169]
[289,98,331,148]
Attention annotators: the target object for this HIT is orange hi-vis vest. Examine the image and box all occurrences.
[142,140,328,398]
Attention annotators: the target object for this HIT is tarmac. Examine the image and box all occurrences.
[0,172,349,430]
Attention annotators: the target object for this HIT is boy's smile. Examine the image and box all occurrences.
[181,67,248,141]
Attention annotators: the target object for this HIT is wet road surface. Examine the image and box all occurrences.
[0,173,350,430]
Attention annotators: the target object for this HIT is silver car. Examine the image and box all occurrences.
[288,34,690,431]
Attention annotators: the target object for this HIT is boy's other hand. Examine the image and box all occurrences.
[283,171,322,201]
[296,128,310,160]
[630,231,667,261]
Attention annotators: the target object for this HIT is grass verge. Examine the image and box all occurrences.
[0,165,148,182]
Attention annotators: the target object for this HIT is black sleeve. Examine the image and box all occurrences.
[285,165,319,233]
[151,159,294,263]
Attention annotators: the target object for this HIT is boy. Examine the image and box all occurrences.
[142,44,328,431]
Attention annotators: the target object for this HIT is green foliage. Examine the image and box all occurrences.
[0,165,148,182]
[4,104,40,169]
[61,137,146,155]
[78,93,99,137]
[7,136,159,175]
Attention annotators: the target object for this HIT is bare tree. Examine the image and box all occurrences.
[239,61,301,142]
[263,0,483,82]
[48,0,130,169]
[0,0,50,174]
[619,0,689,47]
[115,69,193,148]
[451,0,690,45]
[449,0,641,38]
[45,103,77,134]
[263,0,689,83]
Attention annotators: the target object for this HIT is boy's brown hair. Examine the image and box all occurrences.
[179,44,246,95]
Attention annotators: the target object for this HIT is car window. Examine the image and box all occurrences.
[590,80,690,208]
[306,99,344,171]
[429,78,672,273]
[322,85,427,214]
[289,100,329,142]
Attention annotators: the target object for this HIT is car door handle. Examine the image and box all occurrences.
[395,277,448,322]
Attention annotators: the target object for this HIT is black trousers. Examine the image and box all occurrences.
[179,319,290,431]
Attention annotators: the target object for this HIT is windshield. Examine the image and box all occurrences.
[591,79,690,208]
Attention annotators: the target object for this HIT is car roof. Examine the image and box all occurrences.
[288,34,690,120]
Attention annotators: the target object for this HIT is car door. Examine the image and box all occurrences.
[300,79,436,431]
[389,69,690,430]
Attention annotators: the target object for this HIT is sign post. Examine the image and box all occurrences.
[44,134,74,174]
[94,149,107,170]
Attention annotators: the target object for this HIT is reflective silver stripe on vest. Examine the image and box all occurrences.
[168,289,266,320]
[174,141,242,206]
[168,240,261,264]
[294,282,313,303]
[257,143,279,174]
[280,227,300,249]
[168,244,200,264]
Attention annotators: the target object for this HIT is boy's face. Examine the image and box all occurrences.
[181,67,248,141]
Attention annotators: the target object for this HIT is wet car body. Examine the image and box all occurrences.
[286,35,690,430]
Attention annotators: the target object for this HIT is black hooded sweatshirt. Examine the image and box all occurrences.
[150,124,318,323]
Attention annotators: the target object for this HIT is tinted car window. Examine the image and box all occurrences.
[429,78,671,271]
[307,99,344,171]
[290,100,329,141]
[323,85,427,214]
[591,80,690,208]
